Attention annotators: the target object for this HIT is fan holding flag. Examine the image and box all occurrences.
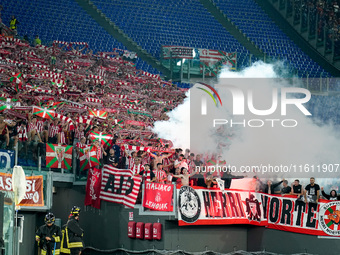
[0,115,9,147]
[9,72,23,93]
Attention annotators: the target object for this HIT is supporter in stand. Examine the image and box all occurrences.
[193,154,204,167]
[174,154,188,170]
[280,180,292,195]
[186,153,196,174]
[110,139,120,162]
[172,167,197,186]
[171,167,182,186]
[221,168,245,189]
[304,177,320,203]
[152,163,167,183]
[321,187,340,200]
[48,118,61,144]
[184,148,190,158]
[263,179,285,194]
[131,157,144,175]
[138,164,154,183]
[205,172,217,188]
[0,115,9,148]
[190,166,206,187]
[75,137,87,178]
[148,151,173,170]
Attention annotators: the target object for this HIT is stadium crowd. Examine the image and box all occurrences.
[0,18,338,204]
[0,20,187,167]
[289,0,340,54]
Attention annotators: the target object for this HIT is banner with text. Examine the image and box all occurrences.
[162,46,194,59]
[0,172,44,206]
[100,165,142,208]
[143,181,174,211]
[177,187,339,237]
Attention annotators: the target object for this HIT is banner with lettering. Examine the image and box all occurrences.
[0,149,15,168]
[0,172,44,206]
[85,167,102,209]
[162,46,194,59]
[143,181,174,211]
[100,165,142,208]
[177,187,340,237]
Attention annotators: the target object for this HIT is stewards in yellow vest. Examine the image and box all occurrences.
[36,212,62,255]
[34,35,42,46]
[9,15,18,35]
[61,206,83,255]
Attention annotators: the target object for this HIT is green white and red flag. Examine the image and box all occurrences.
[46,143,72,169]
[79,145,100,171]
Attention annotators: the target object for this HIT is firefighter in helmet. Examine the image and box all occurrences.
[36,212,62,255]
[62,206,84,255]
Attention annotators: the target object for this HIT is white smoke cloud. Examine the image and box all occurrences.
[152,93,190,150]
[153,61,340,182]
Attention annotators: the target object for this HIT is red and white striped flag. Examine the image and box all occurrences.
[121,144,150,152]
[100,165,142,208]
[86,97,102,104]
[55,113,75,130]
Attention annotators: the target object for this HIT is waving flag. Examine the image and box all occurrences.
[48,102,65,109]
[0,104,12,112]
[33,106,55,119]
[46,144,72,169]
[79,145,99,171]
[89,109,108,119]
[9,73,23,92]
[89,131,113,147]
[0,97,18,103]
[128,100,141,105]
[100,165,142,208]
[51,79,65,88]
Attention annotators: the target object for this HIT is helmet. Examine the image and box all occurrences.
[45,212,55,224]
[70,206,81,216]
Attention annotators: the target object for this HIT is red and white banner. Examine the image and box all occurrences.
[85,167,102,209]
[143,181,174,211]
[177,187,340,237]
[124,120,146,127]
[100,165,142,208]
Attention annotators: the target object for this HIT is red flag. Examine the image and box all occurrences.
[85,167,102,209]
[143,181,174,211]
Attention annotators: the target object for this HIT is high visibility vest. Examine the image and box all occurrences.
[60,227,70,254]
[10,19,17,30]
[60,226,83,252]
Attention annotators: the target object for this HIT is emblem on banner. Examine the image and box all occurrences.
[55,146,65,163]
[178,186,201,223]
[319,201,340,236]
[155,192,161,202]
[245,194,261,222]
[84,147,90,160]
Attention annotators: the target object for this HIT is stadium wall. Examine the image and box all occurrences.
[47,187,340,254]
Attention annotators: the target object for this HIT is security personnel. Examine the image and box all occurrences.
[9,15,18,34]
[36,212,62,255]
[60,223,70,255]
[65,206,84,255]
